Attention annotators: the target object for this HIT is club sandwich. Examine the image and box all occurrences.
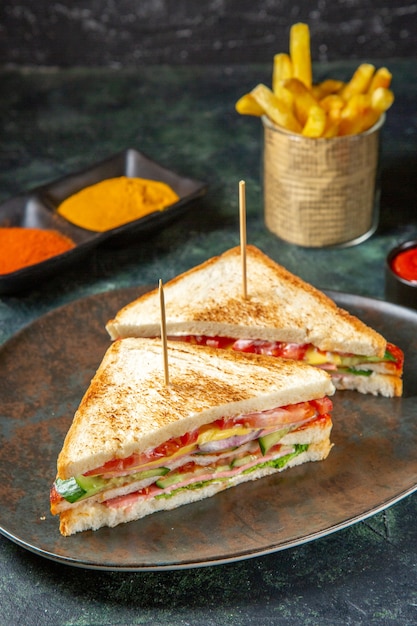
[50,337,334,536]
[106,246,403,397]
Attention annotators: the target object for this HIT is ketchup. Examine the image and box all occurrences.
[391,247,417,283]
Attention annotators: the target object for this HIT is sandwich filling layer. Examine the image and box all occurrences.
[51,397,332,515]
[170,336,403,385]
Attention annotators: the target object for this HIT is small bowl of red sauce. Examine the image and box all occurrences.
[385,239,417,309]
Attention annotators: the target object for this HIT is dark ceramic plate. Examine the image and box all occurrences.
[0,288,416,571]
[0,149,207,294]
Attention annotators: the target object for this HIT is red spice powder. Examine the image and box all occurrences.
[0,227,75,275]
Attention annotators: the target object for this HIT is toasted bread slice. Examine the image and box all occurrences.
[106,245,385,356]
[106,246,403,397]
[56,338,334,479]
[52,337,334,535]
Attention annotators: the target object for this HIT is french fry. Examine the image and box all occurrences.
[339,63,375,101]
[338,94,372,135]
[302,105,326,137]
[367,67,392,94]
[283,78,318,126]
[322,119,340,138]
[341,93,371,116]
[312,79,345,100]
[289,23,312,89]
[272,53,293,92]
[320,94,345,124]
[283,77,312,95]
[250,84,303,133]
[338,119,363,136]
[339,88,393,134]
[235,22,394,138]
[273,83,294,110]
[371,87,394,113]
[235,93,265,116]
[356,110,380,134]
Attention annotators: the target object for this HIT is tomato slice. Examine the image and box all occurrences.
[176,461,197,474]
[152,430,198,458]
[310,396,333,415]
[83,430,199,477]
[293,412,331,433]
[174,335,311,359]
[170,335,235,349]
[233,401,320,429]
[231,339,309,359]
[50,484,62,505]
[83,453,143,477]
[386,342,404,371]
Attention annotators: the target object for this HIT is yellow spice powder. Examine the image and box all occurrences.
[56,176,180,232]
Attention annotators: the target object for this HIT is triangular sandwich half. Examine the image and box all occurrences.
[106,246,403,397]
[50,337,335,536]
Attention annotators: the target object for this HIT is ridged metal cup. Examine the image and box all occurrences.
[262,114,384,248]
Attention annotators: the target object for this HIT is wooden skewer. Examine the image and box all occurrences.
[159,279,169,386]
[239,180,248,299]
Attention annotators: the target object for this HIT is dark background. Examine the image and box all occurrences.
[1,0,416,68]
[1,4,417,626]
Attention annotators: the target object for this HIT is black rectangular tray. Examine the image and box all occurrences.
[0,149,207,294]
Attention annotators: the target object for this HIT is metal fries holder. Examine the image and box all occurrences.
[262,115,384,247]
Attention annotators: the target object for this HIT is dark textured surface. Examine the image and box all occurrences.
[1,1,417,67]
[1,60,417,623]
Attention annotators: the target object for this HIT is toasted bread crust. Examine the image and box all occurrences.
[106,246,387,358]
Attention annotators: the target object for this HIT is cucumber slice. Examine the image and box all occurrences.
[57,467,171,504]
[258,428,289,455]
[156,472,188,489]
[76,474,107,496]
[134,467,170,480]
[75,467,169,499]
[231,454,256,469]
[55,477,86,503]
